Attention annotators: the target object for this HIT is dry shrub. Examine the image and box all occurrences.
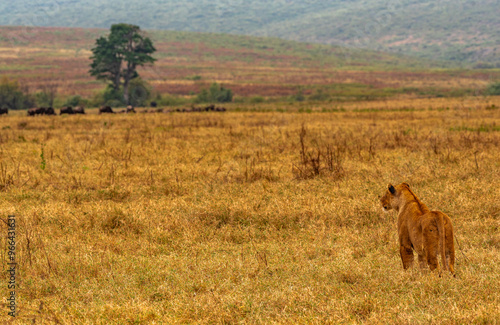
[293,124,345,180]
[337,271,362,285]
[101,208,144,235]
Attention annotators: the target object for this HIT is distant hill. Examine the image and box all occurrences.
[0,0,499,65]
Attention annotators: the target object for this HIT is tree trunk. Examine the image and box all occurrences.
[123,79,129,105]
[122,61,136,105]
[113,66,121,93]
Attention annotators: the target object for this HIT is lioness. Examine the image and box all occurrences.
[380,183,455,276]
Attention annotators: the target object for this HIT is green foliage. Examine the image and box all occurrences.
[156,94,188,106]
[0,77,34,110]
[195,83,233,103]
[290,88,305,102]
[128,78,152,107]
[35,84,58,107]
[89,23,156,104]
[35,92,54,107]
[89,85,123,107]
[103,85,124,106]
[63,95,87,107]
[90,78,152,107]
[486,82,500,96]
[309,89,330,101]
[249,96,265,103]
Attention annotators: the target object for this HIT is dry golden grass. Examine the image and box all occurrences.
[0,97,499,324]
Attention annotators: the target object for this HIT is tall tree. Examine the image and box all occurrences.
[89,24,156,105]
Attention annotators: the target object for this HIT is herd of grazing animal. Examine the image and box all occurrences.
[0,104,226,116]
[59,106,86,115]
[26,106,83,116]
[98,104,226,114]
[27,107,56,116]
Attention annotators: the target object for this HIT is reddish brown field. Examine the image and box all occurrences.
[0,26,499,101]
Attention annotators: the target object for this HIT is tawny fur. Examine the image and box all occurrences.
[380,183,455,276]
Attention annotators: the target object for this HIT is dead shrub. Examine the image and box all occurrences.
[293,124,345,180]
[101,208,143,235]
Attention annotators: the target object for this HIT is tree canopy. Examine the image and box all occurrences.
[89,23,156,105]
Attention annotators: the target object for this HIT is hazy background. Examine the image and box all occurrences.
[1,0,499,65]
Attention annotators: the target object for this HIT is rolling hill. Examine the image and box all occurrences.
[0,0,499,65]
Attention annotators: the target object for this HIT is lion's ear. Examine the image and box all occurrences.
[403,182,410,188]
[388,184,396,194]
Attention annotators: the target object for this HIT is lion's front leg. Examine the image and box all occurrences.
[400,245,414,269]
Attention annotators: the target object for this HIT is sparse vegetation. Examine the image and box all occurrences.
[0,97,499,323]
[486,81,500,96]
[0,77,34,110]
[2,26,499,106]
[63,95,87,107]
[195,83,233,103]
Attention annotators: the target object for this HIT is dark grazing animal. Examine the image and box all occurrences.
[74,106,85,114]
[60,106,75,115]
[45,107,56,115]
[27,107,56,116]
[0,107,8,115]
[27,107,47,116]
[99,106,115,114]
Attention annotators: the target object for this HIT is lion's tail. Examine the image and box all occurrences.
[435,212,448,272]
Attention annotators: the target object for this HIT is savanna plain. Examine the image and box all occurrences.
[0,97,499,324]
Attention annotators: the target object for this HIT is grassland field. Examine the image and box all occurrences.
[0,24,500,324]
[0,95,499,323]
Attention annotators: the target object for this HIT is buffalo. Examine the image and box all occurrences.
[27,107,47,116]
[120,106,136,114]
[188,105,226,112]
[45,107,56,115]
[27,107,56,116]
[0,107,8,115]
[74,106,85,114]
[60,106,74,115]
[99,106,114,114]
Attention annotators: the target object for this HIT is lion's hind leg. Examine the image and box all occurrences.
[422,217,441,274]
[447,253,455,277]
[400,245,414,270]
[445,215,456,277]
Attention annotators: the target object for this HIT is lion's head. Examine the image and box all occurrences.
[380,183,411,212]
[380,184,396,212]
[380,191,393,212]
